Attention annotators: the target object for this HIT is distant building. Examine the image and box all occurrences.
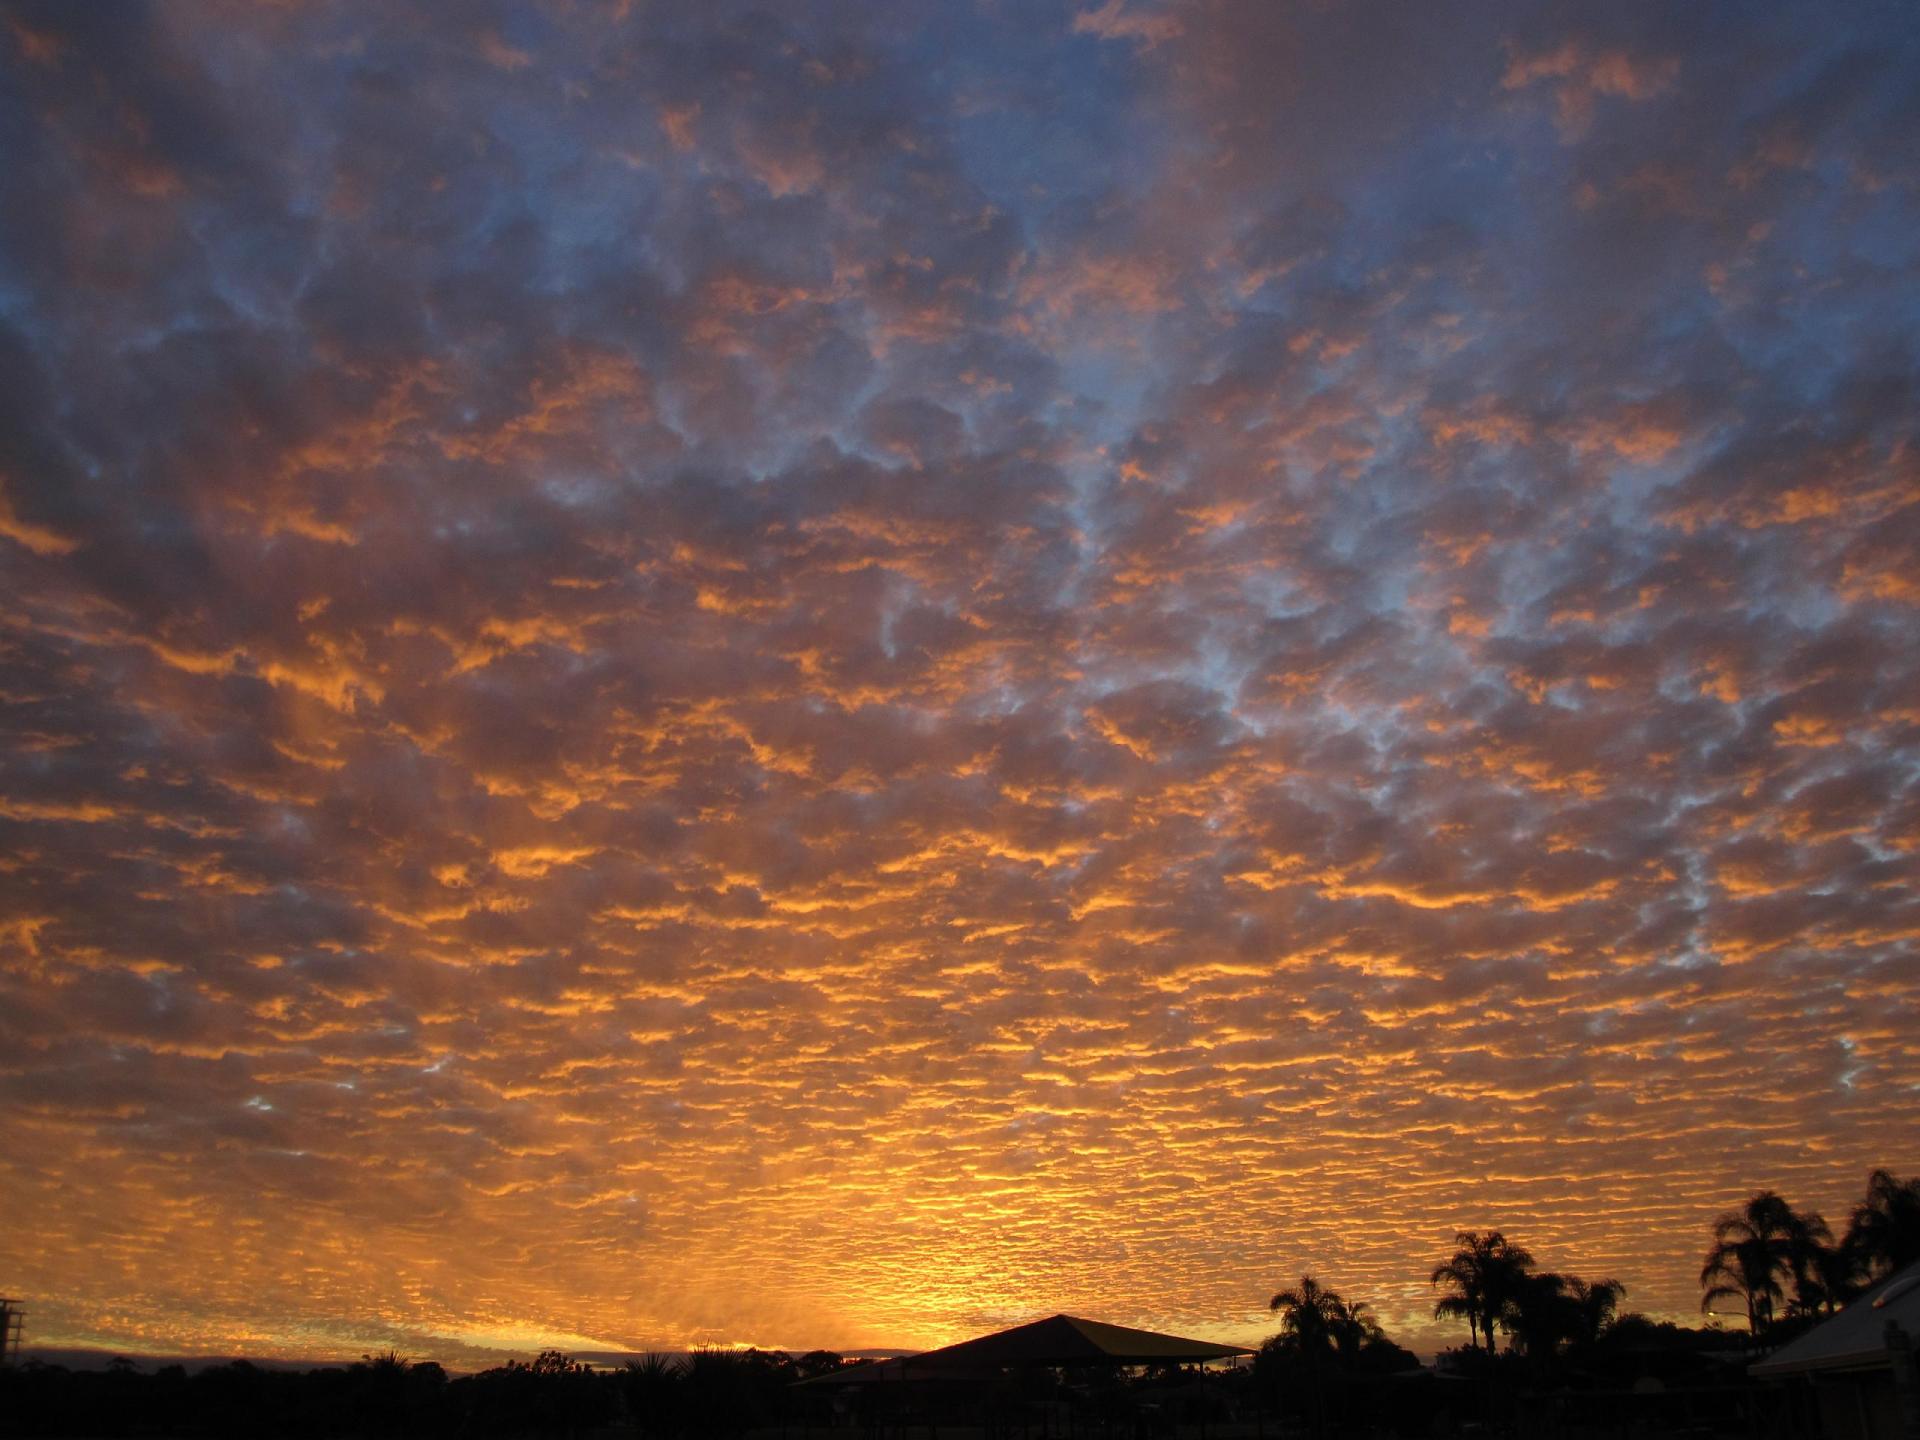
[803,1312,1253,1383]
[1751,1263,1920,1440]
[0,1298,22,1366]
[795,1313,1254,1432]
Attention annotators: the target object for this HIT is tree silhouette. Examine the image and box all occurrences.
[622,1353,679,1438]
[1790,1235,1861,1316]
[1268,1275,1347,1439]
[1845,1169,1920,1280]
[1699,1190,1828,1334]
[1503,1271,1574,1359]
[1269,1275,1347,1355]
[1431,1230,1534,1353]
[1329,1297,1385,1367]
[1499,1272,1627,1360]
[792,1349,847,1380]
[1565,1276,1627,1346]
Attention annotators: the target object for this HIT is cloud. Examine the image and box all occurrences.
[1072,0,1183,52]
[0,475,79,555]
[0,0,1915,1367]
[1502,40,1680,139]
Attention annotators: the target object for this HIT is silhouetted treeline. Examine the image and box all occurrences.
[0,1346,832,1440]
[1697,1167,1920,1335]
[1258,1167,1919,1437]
[4,1168,1912,1439]
[1402,1167,1920,1358]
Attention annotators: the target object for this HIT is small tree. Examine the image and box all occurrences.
[1846,1169,1920,1280]
[1566,1277,1627,1346]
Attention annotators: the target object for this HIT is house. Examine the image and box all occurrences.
[1750,1262,1920,1440]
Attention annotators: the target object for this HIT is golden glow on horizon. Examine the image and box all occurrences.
[1,0,1918,1373]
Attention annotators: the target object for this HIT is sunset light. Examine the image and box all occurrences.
[1,0,1917,1401]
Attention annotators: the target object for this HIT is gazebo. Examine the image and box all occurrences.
[915,1313,1249,1372]
[798,1314,1254,1435]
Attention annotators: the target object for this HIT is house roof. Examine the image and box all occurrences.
[799,1314,1251,1384]
[1750,1262,1920,1378]
[912,1314,1253,1369]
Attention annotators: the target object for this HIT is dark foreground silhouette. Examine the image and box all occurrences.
[0,1331,1759,1440]
[1,1167,1912,1438]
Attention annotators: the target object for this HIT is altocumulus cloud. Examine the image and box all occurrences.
[0,0,1916,1362]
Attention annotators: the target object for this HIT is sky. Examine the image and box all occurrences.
[1,0,1917,1367]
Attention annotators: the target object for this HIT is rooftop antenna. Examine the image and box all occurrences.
[0,1298,23,1366]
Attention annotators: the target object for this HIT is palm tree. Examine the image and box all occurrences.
[1431,1230,1535,1353]
[1270,1276,1350,1438]
[1565,1277,1627,1346]
[1791,1237,1860,1316]
[1503,1271,1575,1360]
[1786,1211,1836,1313]
[350,1350,413,1435]
[1483,1240,1538,1353]
[623,1353,680,1438]
[1497,1273,1627,1359]
[1330,1298,1384,1367]
[1270,1274,1347,1354]
[1700,1191,1827,1334]
[1431,1235,1488,1352]
[1845,1169,1920,1280]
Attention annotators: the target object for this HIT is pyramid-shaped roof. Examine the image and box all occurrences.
[798,1313,1251,1386]
[909,1313,1251,1370]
